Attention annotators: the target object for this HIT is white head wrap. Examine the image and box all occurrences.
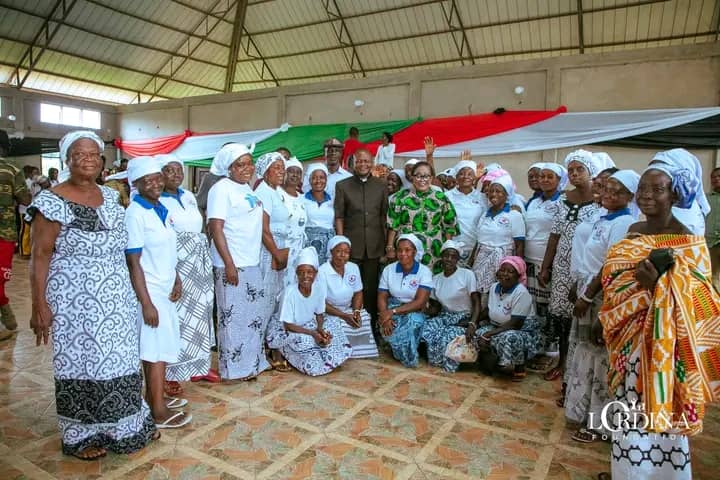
[454,160,477,177]
[563,149,603,178]
[255,151,285,178]
[440,167,454,177]
[397,233,424,263]
[650,148,709,214]
[489,174,515,199]
[210,143,254,177]
[326,235,351,257]
[527,162,545,172]
[404,158,420,167]
[155,153,183,169]
[484,163,503,173]
[592,152,616,176]
[296,246,319,271]
[610,169,641,218]
[440,239,464,254]
[540,163,569,190]
[127,156,162,184]
[59,130,104,163]
[306,162,328,179]
[284,157,303,171]
[105,170,128,181]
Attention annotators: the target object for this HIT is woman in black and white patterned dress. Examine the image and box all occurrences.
[28,131,157,460]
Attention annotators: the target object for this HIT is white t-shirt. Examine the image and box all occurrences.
[279,283,326,328]
[445,187,485,248]
[125,198,178,293]
[524,192,561,262]
[576,209,635,278]
[475,205,526,248]
[206,178,263,268]
[317,261,363,309]
[159,188,203,233]
[673,202,705,236]
[432,267,476,313]
[379,261,433,304]
[254,181,290,236]
[303,166,352,197]
[487,282,535,326]
[375,143,396,167]
[302,191,335,229]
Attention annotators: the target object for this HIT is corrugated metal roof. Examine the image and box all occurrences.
[0,0,715,104]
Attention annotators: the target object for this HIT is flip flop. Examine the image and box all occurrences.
[155,411,192,429]
[511,371,527,382]
[543,367,562,381]
[270,359,292,372]
[72,446,107,461]
[165,397,188,409]
[572,427,600,443]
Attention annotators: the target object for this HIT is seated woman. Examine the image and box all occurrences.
[277,247,352,376]
[466,256,540,381]
[318,236,379,358]
[421,239,480,372]
[378,234,433,367]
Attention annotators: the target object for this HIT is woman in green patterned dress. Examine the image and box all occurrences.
[386,162,459,274]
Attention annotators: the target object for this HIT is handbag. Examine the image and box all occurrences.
[445,335,478,363]
[648,248,675,277]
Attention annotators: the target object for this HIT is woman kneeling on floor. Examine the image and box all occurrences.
[467,256,540,381]
[276,246,352,376]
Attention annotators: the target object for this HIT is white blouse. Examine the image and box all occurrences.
[317,261,363,309]
[432,267,476,312]
[302,191,335,229]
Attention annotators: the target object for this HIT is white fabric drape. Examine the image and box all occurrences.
[396,108,720,157]
[173,124,289,161]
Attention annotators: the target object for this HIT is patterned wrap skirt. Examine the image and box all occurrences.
[383,299,427,368]
[326,307,379,358]
[281,316,352,376]
[472,243,513,294]
[214,265,272,380]
[420,309,470,372]
[166,231,214,381]
[304,226,335,267]
[474,316,541,368]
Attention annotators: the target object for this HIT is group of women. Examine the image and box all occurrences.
[26,129,720,479]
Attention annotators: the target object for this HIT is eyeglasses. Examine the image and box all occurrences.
[414,174,432,180]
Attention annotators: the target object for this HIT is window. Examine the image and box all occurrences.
[40,103,101,129]
[41,153,61,176]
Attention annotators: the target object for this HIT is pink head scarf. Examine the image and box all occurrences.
[499,256,527,287]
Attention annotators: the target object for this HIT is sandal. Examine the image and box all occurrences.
[72,446,107,461]
[270,359,292,372]
[598,473,611,480]
[527,356,555,372]
[511,371,527,382]
[155,411,193,429]
[165,397,188,410]
[164,381,183,397]
[543,367,562,381]
[572,427,599,443]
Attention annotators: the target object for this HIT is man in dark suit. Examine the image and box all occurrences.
[334,148,388,337]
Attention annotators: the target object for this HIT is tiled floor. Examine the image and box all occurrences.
[2,257,719,479]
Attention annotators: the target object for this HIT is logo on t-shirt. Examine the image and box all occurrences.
[348,274,357,285]
[497,216,510,227]
[502,302,512,316]
[409,279,419,289]
[245,193,260,210]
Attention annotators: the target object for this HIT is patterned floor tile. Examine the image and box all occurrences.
[555,426,611,459]
[0,371,53,406]
[545,447,610,479]
[123,448,242,480]
[271,438,411,479]
[311,358,402,395]
[689,435,720,480]
[424,421,543,478]
[260,382,366,429]
[20,433,168,479]
[484,372,561,402]
[188,412,315,474]
[0,458,29,480]
[333,401,447,459]
[0,401,57,449]
[385,374,474,414]
[464,388,560,440]
[196,368,299,403]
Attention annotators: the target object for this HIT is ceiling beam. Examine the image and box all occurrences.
[142,0,234,102]
[322,0,366,77]
[0,35,223,94]
[235,0,669,65]
[238,29,280,87]
[12,0,78,89]
[0,3,227,70]
[577,0,585,54]
[225,0,249,93]
[0,59,172,101]
[80,0,232,49]
[233,30,716,85]
[440,0,475,66]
